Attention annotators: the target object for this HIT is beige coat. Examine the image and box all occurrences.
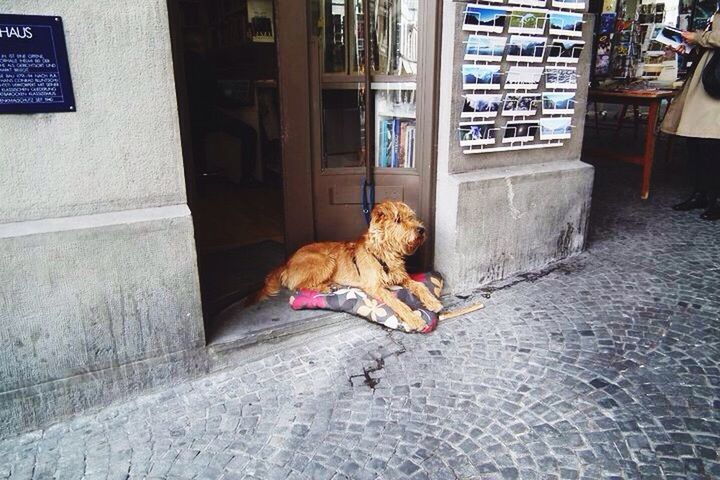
[661,13,720,139]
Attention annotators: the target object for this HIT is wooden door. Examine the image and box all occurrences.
[307,0,439,267]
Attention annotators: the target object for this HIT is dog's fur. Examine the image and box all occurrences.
[248,201,443,331]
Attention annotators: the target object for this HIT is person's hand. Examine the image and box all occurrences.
[666,44,685,54]
[681,30,699,45]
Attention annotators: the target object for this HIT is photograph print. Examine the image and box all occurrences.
[465,35,508,62]
[542,92,576,114]
[548,12,584,37]
[546,39,585,63]
[506,35,547,62]
[545,67,577,89]
[655,25,695,53]
[463,5,508,33]
[539,117,572,140]
[502,94,540,116]
[462,94,502,118]
[459,122,498,146]
[504,66,544,89]
[503,120,539,143]
[551,0,586,10]
[508,9,548,35]
[462,64,502,90]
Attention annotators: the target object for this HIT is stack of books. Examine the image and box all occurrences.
[377,116,416,168]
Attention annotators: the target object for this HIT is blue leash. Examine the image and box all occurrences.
[362,178,375,225]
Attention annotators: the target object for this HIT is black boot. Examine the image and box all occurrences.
[673,192,708,211]
[700,199,720,221]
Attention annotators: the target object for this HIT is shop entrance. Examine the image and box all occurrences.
[168,0,439,342]
[168,0,285,335]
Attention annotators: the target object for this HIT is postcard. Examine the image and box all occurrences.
[599,12,616,33]
[506,35,547,62]
[462,65,503,90]
[548,12,584,37]
[552,0,586,10]
[655,25,695,53]
[465,35,508,62]
[539,117,572,140]
[503,121,540,142]
[502,94,541,116]
[463,5,509,33]
[546,39,585,63]
[542,92,576,114]
[462,94,503,118]
[508,8,548,35]
[459,122,498,146]
[545,66,577,89]
[505,66,544,89]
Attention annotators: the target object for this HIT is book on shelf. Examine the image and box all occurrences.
[376,116,416,168]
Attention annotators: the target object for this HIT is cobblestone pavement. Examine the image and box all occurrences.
[1,161,719,479]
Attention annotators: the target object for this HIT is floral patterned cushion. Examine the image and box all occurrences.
[288,272,443,333]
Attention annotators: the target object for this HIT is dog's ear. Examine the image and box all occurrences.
[371,202,388,222]
[371,201,399,223]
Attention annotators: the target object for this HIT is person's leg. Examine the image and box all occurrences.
[673,137,710,210]
[700,138,720,220]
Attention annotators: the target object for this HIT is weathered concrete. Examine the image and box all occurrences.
[0,207,204,435]
[433,0,595,293]
[436,161,593,293]
[0,1,204,436]
[0,0,186,223]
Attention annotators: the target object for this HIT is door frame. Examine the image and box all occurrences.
[276,0,441,267]
[275,0,315,255]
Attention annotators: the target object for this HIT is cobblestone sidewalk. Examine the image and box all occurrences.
[1,163,719,479]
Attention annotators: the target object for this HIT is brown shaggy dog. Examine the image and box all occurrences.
[249,201,443,331]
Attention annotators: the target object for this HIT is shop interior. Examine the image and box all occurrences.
[170,0,285,337]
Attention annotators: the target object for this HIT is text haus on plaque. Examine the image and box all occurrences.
[0,14,76,114]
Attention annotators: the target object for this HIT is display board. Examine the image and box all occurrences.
[0,14,75,114]
[458,0,586,154]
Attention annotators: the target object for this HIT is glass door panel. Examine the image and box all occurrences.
[322,87,364,168]
[373,0,419,76]
[374,86,416,169]
[318,0,420,170]
[323,0,347,73]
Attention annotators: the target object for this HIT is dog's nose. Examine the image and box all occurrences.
[417,226,425,235]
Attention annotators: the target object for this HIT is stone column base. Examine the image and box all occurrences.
[434,160,594,294]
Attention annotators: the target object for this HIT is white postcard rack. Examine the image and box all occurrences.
[457,0,586,155]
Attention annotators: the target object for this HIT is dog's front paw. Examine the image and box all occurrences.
[399,311,427,332]
[425,297,443,313]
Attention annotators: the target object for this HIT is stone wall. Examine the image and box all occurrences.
[0,1,205,436]
[434,1,595,293]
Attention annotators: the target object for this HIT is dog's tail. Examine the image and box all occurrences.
[244,265,286,307]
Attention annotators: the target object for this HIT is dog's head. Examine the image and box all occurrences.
[368,201,426,256]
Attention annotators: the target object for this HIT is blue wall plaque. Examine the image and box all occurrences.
[0,14,76,113]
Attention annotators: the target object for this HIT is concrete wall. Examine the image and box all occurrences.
[434,1,595,293]
[0,1,204,435]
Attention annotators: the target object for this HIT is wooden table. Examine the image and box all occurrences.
[587,89,676,199]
